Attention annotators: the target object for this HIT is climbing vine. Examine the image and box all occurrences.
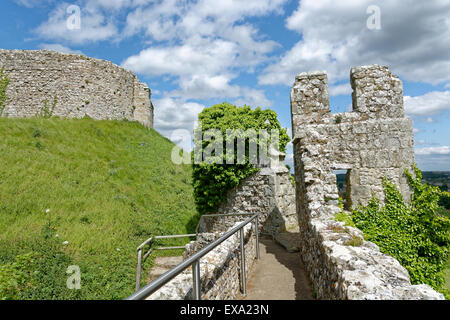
[352,165,450,297]
[38,96,58,118]
[0,67,10,117]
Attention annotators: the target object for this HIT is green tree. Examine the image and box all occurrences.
[192,102,290,215]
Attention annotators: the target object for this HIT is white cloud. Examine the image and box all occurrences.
[153,97,204,142]
[122,38,275,106]
[87,0,132,10]
[39,43,83,54]
[415,154,450,171]
[416,139,426,145]
[415,146,450,156]
[404,91,450,117]
[120,0,286,138]
[329,83,352,96]
[122,40,238,78]
[259,0,450,86]
[415,146,450,171]
[35,2,119,44]
[233,88,273,108]
[14,0,54,7]
[32,0,284,112]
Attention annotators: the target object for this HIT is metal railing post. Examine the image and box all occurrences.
[239,227,247,297]
[255,215,260,260]
[192,260,201,300]
[127,214,258,300]
[136,249,143,291]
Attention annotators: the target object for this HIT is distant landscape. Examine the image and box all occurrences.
[337,172,450,199]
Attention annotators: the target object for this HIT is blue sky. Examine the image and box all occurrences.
[1,0,450,171]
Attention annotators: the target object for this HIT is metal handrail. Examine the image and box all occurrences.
[135,233,197,291]
[134,212,257,291]
[127,213,260,300]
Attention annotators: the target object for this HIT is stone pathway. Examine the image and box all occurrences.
[147,256,184,282]
[242,235,314,300]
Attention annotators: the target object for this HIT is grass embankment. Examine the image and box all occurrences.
[0,117,199,299]
[445,257,450,292]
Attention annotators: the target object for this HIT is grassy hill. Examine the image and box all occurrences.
[0,117,199,299]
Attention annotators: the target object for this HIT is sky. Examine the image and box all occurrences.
[1,0,450,171]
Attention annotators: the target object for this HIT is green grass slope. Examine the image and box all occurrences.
[0,117,199,299]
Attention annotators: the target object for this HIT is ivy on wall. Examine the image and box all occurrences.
[0,67,10,116]
[192,102,290,215]
[352,165,450,297]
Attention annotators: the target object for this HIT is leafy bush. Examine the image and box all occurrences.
[335,210,356,228]
[192,102,290,214]
[0,252,38,300]
[439,192,450,210]
[352,166,450,295]
[38,96,57,118]
[0,223,83,300]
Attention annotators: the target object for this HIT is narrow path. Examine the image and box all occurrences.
[242,235,314,300]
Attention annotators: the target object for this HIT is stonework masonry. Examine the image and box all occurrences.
[291,65,444,299]
[145,223,257,300]
[291,65,414,208]
[146,159,299,300]
[0,49,153,127]
[199,161,298,238]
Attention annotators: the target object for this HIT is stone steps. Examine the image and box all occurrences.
[147,256,184,282]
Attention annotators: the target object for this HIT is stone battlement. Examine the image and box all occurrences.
[290,65,443,300]
[291,64,414,207]
[0,49,153,127]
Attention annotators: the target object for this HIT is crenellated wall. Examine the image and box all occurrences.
[291,65,414,208]
[290,65,444,300]
[0,49,153,127]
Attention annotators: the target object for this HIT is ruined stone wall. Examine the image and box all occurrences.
[0,49,153,127]
[145,223,257,300]
[291,65,444,299]
[291,65,414,208]
[199,165,298,237]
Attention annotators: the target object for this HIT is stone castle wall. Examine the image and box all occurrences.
[0,49,153,127]
[198,165,298,237]
[291,65,414,208]
[291,65,443,299]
